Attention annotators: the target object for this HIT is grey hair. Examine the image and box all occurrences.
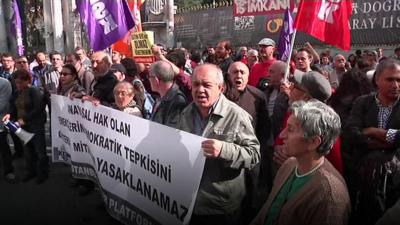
[113,81,134,95]
[247,49,258,57]
[291,100,341,155]
[334,54,345,61]
[149,61,174,83]
[193,63,224,86]
[92,51,112,66]
[102,53,112,65]
[375,58,400,79]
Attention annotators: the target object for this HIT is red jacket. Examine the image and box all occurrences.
[248,59,276,87]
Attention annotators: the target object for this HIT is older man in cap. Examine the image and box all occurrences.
[248,38,276,87]
[179,64,260,225]
[273,71,343,175]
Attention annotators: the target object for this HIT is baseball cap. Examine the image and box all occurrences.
[111,63,127,74]
[293,71,332,102]
[258,38,276,46]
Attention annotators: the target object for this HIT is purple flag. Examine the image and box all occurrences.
[278,9,294,61]
[11,0,24,56]
[76,0,135,51]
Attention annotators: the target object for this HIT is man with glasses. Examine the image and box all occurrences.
[249,38,276,87]
[0,53,16,80]
[272,71,343,176]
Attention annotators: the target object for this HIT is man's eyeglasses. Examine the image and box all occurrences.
[114,90,132,97]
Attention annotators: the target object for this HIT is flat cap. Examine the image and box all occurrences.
[258,38,276,46]
[293,71,332,102]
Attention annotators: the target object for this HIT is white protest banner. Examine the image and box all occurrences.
[51,95,206,225]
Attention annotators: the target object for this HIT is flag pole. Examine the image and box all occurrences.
[284,29,297,81]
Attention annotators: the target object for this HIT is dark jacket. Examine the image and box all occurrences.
[32,64,51,88]
[236,85,273,203]
[238,86,270,142]
[219,57,234,76]
[343,93,400,155]
[91,70,118,106]
[343,93,400,223]
[151,83,188,128]
[10,86,46,133]
[265,87,289,140]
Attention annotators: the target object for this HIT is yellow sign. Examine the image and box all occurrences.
[131,31,154,57]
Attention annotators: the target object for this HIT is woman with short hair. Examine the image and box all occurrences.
[251,100,351,225]
[112,81,143,117]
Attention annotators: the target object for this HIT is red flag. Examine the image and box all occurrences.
[112,0,145,58]
[294,0,352,51]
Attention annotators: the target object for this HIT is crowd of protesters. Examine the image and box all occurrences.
[0,42,400,225]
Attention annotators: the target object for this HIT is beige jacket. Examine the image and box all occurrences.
[178,94,260,215]
[250,158,351,225]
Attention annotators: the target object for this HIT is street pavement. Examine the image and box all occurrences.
[0,156,124,225]
[0,116,121,225]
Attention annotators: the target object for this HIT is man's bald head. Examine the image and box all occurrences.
[149,60,174,83]
[228,61,250,91]
[91,51,112,77]
[269,60,286,87]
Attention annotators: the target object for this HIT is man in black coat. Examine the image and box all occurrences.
[83,51,118,106]
[149,61,188,129]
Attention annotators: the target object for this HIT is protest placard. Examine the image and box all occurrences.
[131,31,155,63]
[51,95,205,225]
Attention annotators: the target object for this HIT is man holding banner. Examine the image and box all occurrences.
[82,51,118,106]
[179,64,260,225]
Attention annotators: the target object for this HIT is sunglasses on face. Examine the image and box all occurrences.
[60,72,72,77]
